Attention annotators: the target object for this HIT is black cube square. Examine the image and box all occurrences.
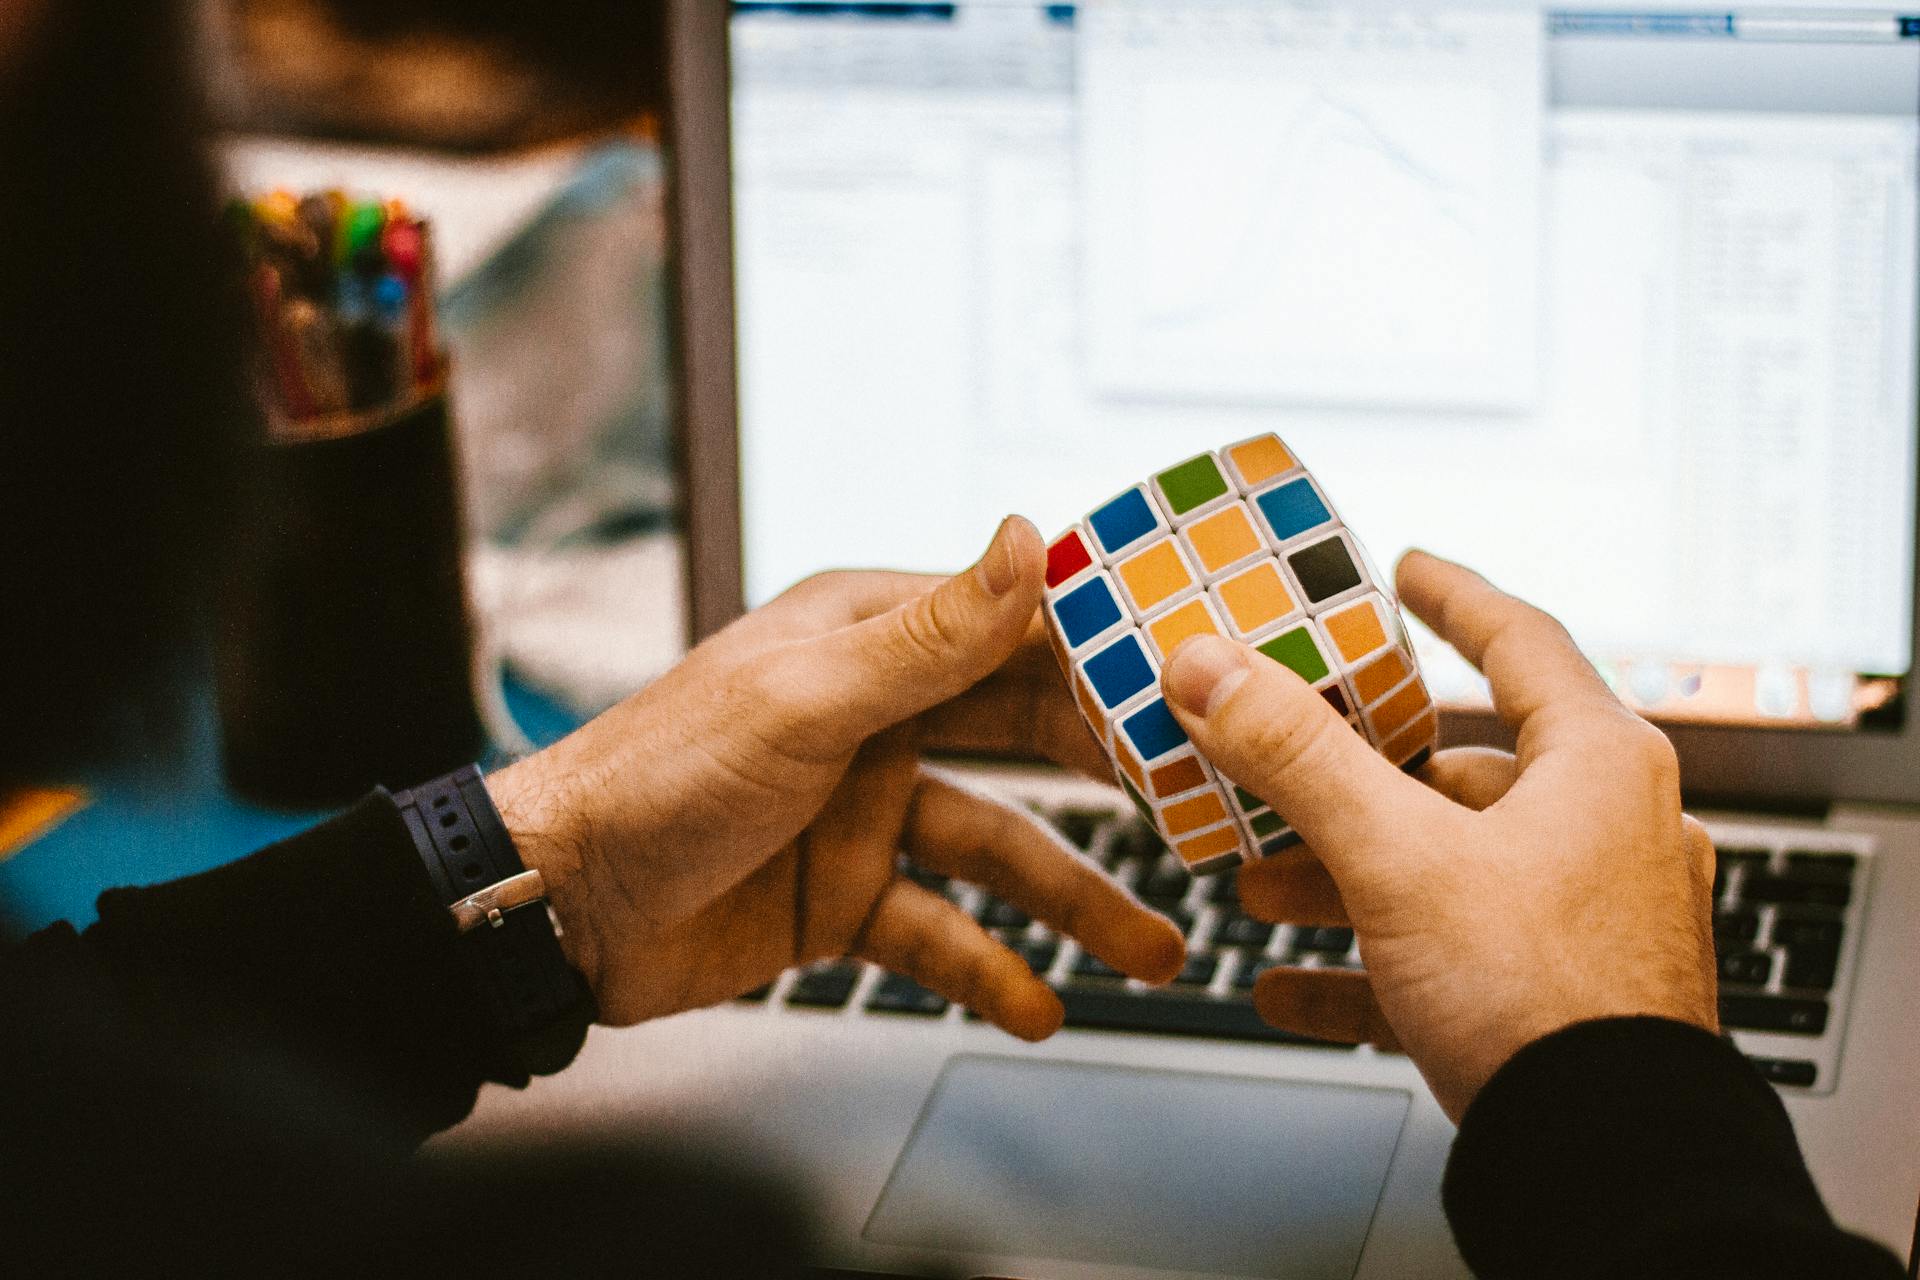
[1288,536,1362,603]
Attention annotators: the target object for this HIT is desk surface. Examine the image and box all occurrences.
[0,672,581,933]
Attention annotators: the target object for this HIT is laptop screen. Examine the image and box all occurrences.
[728,0,1920,732]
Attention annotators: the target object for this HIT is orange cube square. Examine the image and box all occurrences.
[1213,562,1297,638]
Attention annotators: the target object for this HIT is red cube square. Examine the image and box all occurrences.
[1046,529,1094,588]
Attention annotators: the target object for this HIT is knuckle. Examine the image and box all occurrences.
[895,592,967,668]
[1624,718,1681,786]
[1233,697,1342,779]
[1531,605,1579,648]
[785,569,850,606]
[1484,605,1557,665]
[745,655,809,734]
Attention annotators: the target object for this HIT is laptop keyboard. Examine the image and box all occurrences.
[742,802,1873,1092]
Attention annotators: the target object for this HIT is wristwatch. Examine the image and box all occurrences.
[392,765,596,1076]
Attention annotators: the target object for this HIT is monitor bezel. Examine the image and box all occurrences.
[665,0,1920,809]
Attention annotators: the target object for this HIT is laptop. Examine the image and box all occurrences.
[456,2,1920,1275]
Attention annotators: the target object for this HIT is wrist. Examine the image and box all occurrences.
[485,755,600,987]
[1451,989,1719,1120]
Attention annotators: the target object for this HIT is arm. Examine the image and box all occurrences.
[13,790,517,1143]
[11,516,1181,1145]
[1159,550,1904,1278]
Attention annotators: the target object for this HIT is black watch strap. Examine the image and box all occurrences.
[392,765,595,1076]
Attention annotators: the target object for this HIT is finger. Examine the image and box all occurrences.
[904,771,1185,984]
[1418,747,1520,811]
[853,877,1064,1041]
[1235,846,1350,926]
[770,516,1047,758]
[742,570,951,650]
[913,627,1112,779]
[1161,634,1445,871]
[791,728,924,960]
[1395,550,1628,761]
[1254,965,1401,1051]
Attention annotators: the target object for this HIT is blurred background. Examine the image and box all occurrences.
[2,0,684,924]
[207,0,683,716]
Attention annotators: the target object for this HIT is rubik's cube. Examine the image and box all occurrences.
[1042,435,1437,875]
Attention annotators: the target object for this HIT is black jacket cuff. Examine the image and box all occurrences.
[82,790,565,1142]
[1443,1015,1903,1279]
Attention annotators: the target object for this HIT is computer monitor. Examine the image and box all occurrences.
[667,0,1920,803]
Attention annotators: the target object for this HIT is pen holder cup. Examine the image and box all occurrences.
[214,389,487,808]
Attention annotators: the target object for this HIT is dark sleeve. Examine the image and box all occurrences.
[1443,1016,1906,1279]
[8,789,573,1144]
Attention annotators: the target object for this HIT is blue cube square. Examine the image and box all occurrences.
[1088,488,1160,557]
[1052,576,1123,649]
[1254,478,1332,544]
[1121,697,1189,761]
[1083,634,1156,710]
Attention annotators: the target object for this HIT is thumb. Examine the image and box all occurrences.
[775,516,1046,755]
[1161,634,1441,868]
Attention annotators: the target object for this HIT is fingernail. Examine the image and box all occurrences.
[1166,635,1250,717]
[978,516,1019,597]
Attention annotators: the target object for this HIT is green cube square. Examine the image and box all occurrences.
[1233,785,1263,812]
[1249,810,1287,838]
[1156,454,1229,515]
[1256,626,1330,684]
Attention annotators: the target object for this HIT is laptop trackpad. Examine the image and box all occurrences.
[864,1055,1410,1279]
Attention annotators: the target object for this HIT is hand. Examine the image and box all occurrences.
[1159,550,1717,1120]
[485,517,1184,1039]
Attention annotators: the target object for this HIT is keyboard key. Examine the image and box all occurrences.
[1153,905,1197,937]
[1052,808,1107,850]
[1747,1056,1818,1087]
[1773,914,1844,949]
[1779,862,1854,890]
[1059,809,1121,852]
[788,963,861,1009]
[1057,987,1353,1048]
[1233,955,1279,990]
[978,899,1030,930]
[1138,858,1191,902]
[1108,820,1167,864]
[904,865,950,894]
[1712,911,1760,945]
[1719,994,1829,1035]
[1716,951,1772,986]
[1072,949,1125,981]
[1014,938,1059,977]
[1215,915,1274,949]
[1743,875,1851,909]
[1785,851,1856,876]
[1714,850,1767,902]
[1782,942,1840,991]
[1293,926,1355,955]
[867,973,949,1017]
[1206,870,1242,906]
[1174,953,1219,987]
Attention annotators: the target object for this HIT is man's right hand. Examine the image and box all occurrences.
[1159,550,1719,1122]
